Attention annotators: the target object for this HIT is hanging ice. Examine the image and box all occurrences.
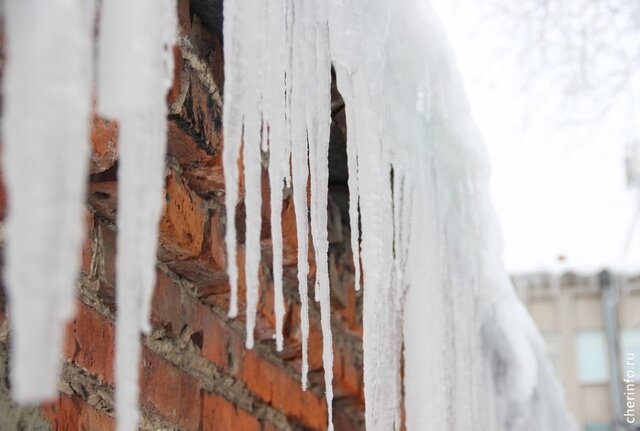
[1,0,95,403]
[223,0,576,429]
[98,0,176,429]
[222,0,335,423]
[264,0,292,352]
[0,0,577,429]
[307,3,335,426]
[327,1,577,429]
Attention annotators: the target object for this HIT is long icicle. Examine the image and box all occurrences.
[265,0,290,352]
[2,0,94,403]
[290,0,312,389]
[308,3,335,427]
[98,0,176,429]
[222,0,242,318]
[242,0,266,349]
[343,84,362,291]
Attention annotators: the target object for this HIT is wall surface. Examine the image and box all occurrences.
[0,1,365,429]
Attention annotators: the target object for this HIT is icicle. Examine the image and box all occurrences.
[222,0,242,319]
[290,0,312,388]
[239,1,267,350]
[343,83,362,291]
[329,2,404,428]
[307,3,335,427]
[98,0,176,429]
[265,0,291,352]
[2,0,95,403]
[222,0,576,429]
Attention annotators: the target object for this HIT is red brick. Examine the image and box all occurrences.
[262,422,279,431]
[333,349,363,400]
[150,271,185,336]
[159,169,206,260]
[88,165,118,223]
[281,197,297,267]
[42,395,115,431]
[177,0,192,35]
[210,211,226,271]
[168,45,184,107]
[141,349,201,431]
[0,163,6,221]
[188,14,224,91]
[240,350,327,430]
[307,321,325,372]
[165,247,229,301]
[81,210,94,275]
[167,121,225,197]
[149,271,210,341]
[89,117,118,175]
[201,308,236,370]
[63,302,115,386]
[97,220,117,289]
[202,393,260,431]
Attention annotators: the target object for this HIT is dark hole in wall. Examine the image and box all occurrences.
[191,0,224,41]
[328,74,350,226]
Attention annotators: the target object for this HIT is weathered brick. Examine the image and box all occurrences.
[210,210,226,271]
[165,244,230,301]
[88,165,118,223]
[240,350,327,430]
[159,169,206,260]
[81,209,95,275]
[262,421,279,431]
[307,320,325,372]
[202,393,260,431]
[281,197,298,267]
[201,308,237,370]
[333,349,363,401]
[188,14,224,90]
[42,395,115,431]
[89,117,118,175]
[141,348,201,431]
[177,0,192,35]
[168,45,184,108]
[94,220,117,312]
[0,164,6,221]
[173,65,223,170]
[63,302,115,386]
[166,120,225,197]
[150,271,186,336]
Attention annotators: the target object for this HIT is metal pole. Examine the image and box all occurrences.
[601,270,626,431]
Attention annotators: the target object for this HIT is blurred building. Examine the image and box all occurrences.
[514,271,640,431]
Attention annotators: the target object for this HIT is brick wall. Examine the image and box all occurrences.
[0,1,365,430]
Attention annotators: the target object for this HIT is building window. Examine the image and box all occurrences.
[542,332,564,379]
[584,423,611,431]
[576,330,609,383]
[621,329,640,380]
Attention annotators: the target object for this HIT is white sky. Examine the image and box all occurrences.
[431,0,640,275]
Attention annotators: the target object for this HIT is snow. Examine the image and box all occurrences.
[2,0,95,403]
[98,0,176,429]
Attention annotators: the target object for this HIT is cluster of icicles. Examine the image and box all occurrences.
[3,0,176,430]
[1,0,576,430]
